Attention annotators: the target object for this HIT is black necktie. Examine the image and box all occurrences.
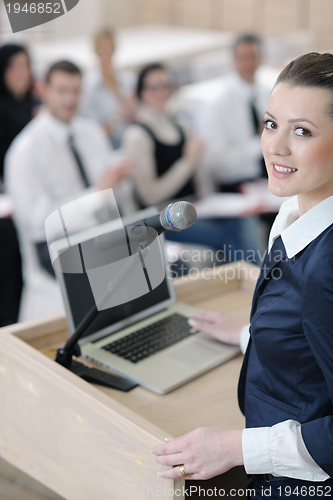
[250,98,260,135]
[250,98,267,179]
[68,134,90,188]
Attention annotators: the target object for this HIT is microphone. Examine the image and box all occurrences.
[94,201,197,251]
[144,201,197,234]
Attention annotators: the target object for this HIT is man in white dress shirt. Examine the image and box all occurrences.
[201,34,268,191]
[5,60,134,321]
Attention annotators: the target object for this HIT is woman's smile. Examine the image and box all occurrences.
[261,83,333,215]
[272,162,298,177]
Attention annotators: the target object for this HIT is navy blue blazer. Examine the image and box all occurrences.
[238,224,333,477]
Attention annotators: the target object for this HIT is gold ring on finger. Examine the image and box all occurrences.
[179,464,189,476]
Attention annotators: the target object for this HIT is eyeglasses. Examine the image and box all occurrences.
[143,83,173,92]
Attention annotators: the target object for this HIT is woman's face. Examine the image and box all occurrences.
[141,70,172,111]
[261,83,333,213]
[95,37,114,66]
[4,51,31,98]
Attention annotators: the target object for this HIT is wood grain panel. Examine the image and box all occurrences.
[0,459,64,500]
[140,0,171,25]
[262,0,301,35]
[309,0,333,50]
[104,0,141,28]
[0,333,184,499]
[178,0,212,29]
[222,0,258,32]
[0,261,257,499]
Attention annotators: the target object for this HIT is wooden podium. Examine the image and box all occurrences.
[0,261,258,500]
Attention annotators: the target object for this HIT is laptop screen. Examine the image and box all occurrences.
[63,271,171,340]
[51,206,177,343]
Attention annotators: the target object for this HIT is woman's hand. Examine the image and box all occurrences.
[188,310,245,346]
[151,427,243,480]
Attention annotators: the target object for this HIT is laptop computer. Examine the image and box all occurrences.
[51,206,240,394]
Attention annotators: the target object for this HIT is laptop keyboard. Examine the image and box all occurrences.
[102,313,197,363]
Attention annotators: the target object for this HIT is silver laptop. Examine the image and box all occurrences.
[51,207,239,394]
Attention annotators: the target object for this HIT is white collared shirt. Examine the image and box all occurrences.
[241,195,333,481]
[200,72,269,185]
[5,109,133,242]
[269,195,333,258]
[4,109,135,321]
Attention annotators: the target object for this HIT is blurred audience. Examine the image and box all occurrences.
[201,34,268,192]
[0,44,40,326]
[123,63,205,207]
[80,29,135,148]
[123,63,264,259]
[5,60,135,321]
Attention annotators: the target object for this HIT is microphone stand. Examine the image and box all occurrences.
[55,233,152,392]
[54,201,196,391]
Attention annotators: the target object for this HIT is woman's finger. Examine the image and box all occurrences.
[188,318,218,334]
[151,437,183,456]
[154,452,184,466]
[157,466,194,479]
[188,317,215,327]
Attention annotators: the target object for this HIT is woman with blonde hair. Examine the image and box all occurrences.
[80,29,134,148]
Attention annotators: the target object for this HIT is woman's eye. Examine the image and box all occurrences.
[263,120,277,130]
[294,127,312,137]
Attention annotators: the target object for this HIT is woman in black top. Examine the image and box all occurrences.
[124,63,203,208]
[0,44,39,326]
[0,44,39,179]
[123,64,264,261]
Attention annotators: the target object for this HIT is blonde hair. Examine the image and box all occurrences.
[94,29,115,50]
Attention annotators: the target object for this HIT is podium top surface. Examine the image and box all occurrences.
[0,261,258,499]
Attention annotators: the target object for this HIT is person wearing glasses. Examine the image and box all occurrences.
[123,63,204,208]
[5,60,133,321]
[123,63,263,259]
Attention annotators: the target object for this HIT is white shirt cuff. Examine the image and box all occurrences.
[242,421,329,481]
[240,324,250,354]
[270,421,329,481]
[242,427,272,474]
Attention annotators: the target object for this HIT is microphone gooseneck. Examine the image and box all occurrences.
[159,201,197,231]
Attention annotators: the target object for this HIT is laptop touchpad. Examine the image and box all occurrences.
[170,340,219,366]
